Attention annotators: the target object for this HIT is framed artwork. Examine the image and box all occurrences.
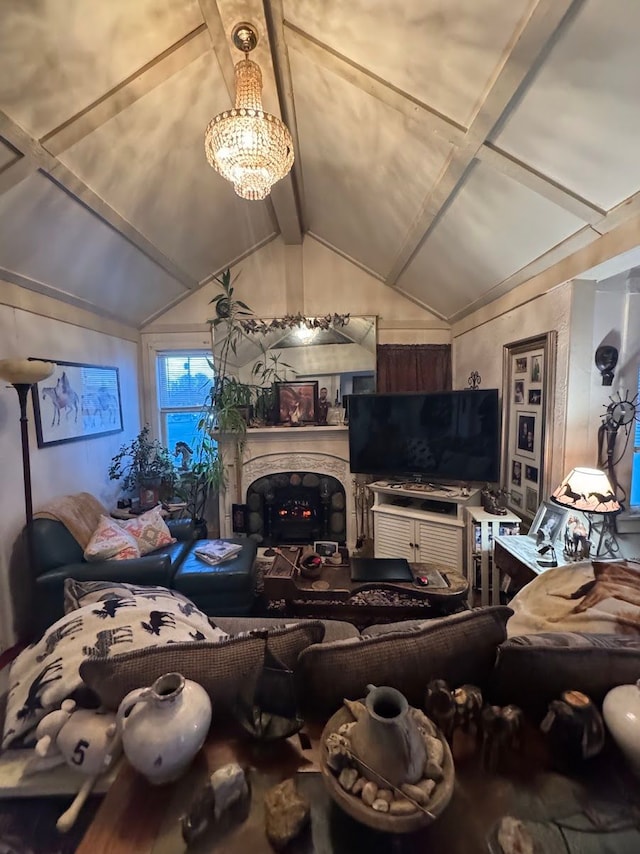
[511,459,522,486]
[516,412,536,458]
[514,380,525,403]
[501,332,557,521]
[529,500,568,545]
[275,381,319,424]
[528,389,541,405]
[31,359,123,448]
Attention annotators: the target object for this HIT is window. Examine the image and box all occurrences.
[631,365,640,509]
[157,352,214,453]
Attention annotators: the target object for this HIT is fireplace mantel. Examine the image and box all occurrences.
[217,426,356,547]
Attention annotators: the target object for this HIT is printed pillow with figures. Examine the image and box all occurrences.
[1,589,228,749]
[118,506,176,555]
[83,515,140,561]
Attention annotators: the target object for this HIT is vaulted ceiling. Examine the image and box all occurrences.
[1,0,639,328]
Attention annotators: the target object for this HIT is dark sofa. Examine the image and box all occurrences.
[30,516,257,633]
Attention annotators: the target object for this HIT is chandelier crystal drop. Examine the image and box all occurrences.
[204,23,294,201]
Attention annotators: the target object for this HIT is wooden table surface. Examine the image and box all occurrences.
[76,719,640,854]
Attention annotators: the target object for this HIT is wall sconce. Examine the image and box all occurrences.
[595,345,618,386]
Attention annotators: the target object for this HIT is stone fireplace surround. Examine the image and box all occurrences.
[217,426,356,548]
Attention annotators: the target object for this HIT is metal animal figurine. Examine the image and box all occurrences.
[480,703,523,771]
[452,684,484,735]
[424,679,456,743]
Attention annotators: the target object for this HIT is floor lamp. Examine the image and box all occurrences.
[0,359,55,561]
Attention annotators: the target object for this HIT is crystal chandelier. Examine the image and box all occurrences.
[204,22,294,201]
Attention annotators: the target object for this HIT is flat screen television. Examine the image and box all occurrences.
[348,389,500,483]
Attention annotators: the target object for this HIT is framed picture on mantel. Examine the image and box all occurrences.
[501,332,556,522]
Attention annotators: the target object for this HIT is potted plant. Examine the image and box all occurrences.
[108,425,177,507]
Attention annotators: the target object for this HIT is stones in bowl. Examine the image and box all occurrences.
[320,701,455,833]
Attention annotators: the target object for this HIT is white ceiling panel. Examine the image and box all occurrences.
[285,0,535,127]
[0,0,203,138]
[397,161,586,318]
[493,0,640,211]
[0,172,186,324]
[291,49,453,277]
[59,53,277,283]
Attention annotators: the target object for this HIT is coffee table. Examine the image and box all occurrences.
[76,722,640,853]
[262,548,468,626]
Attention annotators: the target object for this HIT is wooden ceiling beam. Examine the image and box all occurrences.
[385,0,586,285]
[477,143,605,225]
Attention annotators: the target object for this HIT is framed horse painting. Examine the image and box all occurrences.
[31,359,123,447]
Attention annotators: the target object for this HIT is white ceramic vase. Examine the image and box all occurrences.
[603,680,640,777]
[116,672,212,785]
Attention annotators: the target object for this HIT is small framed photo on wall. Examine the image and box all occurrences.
[516,412,536,458]
[526,486,539,515]
[511,459,522,486]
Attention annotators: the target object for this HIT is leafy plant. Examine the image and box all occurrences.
[173,427,223,524]
[108,425,176,495]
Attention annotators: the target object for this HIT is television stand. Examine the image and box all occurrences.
[370,481,481,571]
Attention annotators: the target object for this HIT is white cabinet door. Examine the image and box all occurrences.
[374,512,415,560]
[415,519,462,570]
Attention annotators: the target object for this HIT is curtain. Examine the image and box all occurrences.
[376,344,451,393]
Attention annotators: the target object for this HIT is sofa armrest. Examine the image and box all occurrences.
[58,555,174,587]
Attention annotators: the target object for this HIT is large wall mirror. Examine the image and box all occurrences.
[211,315,377,405]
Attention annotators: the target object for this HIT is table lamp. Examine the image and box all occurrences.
[550,466,621,557]
[0,358,56,548]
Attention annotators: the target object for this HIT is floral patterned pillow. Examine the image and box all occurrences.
[84,515,140,561]
[120,506,176,555]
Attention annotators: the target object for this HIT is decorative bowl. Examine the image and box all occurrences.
[319,704,454,833]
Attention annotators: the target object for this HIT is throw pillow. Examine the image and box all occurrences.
[83,515,140,561]
[490,631,640,719]
[119,506,176,555]
[80,621,326,717]
[64,578,205,617]
[1,593,228,749]
[297,606,512,716]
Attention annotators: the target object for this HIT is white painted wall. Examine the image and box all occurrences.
[452,282,573,498]
[0,300,140,650]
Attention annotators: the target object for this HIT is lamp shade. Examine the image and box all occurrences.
[0,358,55,384]
[550,467,620,513]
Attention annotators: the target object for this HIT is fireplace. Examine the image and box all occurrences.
[217,425,356,548]
[247,472,346,545]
